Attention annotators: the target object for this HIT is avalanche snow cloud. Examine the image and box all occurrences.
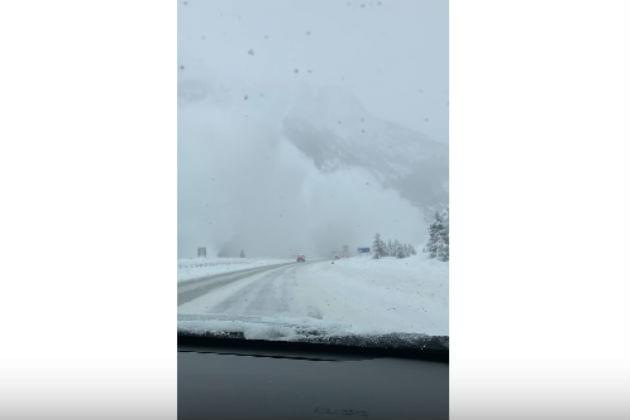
[178,0,448,258]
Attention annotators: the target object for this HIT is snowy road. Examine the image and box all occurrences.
[178,262,297,306]
[178,256,448,337]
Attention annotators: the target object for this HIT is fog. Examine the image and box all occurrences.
[178,0,448,258]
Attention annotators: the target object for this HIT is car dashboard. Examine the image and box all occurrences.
[178,335,448,420]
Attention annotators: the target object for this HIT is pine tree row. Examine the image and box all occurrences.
[372,233,417,259]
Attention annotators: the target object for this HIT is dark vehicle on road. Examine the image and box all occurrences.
[296,255,306,263]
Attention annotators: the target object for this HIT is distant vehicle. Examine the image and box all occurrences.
[296,255,306,263]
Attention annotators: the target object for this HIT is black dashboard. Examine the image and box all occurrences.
[179,336,448,420]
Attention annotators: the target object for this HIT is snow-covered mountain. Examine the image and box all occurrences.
[282,87,448,210]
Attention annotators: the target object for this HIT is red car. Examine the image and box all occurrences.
[296,255,306,263]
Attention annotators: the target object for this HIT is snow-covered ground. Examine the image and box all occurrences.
[178,255,447,339]
[178,257,293,282]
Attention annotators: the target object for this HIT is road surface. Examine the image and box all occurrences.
[178,259,347,322]
[177,257,448,337]
[178,261,298,306]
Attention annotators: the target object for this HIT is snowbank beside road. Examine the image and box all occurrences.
[291,255,448,336]
[178,257,293,282]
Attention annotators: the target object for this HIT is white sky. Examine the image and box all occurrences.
[178,0,448,142]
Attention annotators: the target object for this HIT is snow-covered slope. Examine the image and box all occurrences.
[283,87,448,209]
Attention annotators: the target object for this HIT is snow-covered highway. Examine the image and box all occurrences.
[178,262,296,306]
[178,256,448,338]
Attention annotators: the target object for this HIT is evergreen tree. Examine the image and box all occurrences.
[423,207,449,261]
[372,233,386,259]
[393,240,404,258]
[239,249,245,258]
[440,207,449,261]
[402,243,410,257]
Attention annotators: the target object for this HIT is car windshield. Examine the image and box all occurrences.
[178,0,448,350]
